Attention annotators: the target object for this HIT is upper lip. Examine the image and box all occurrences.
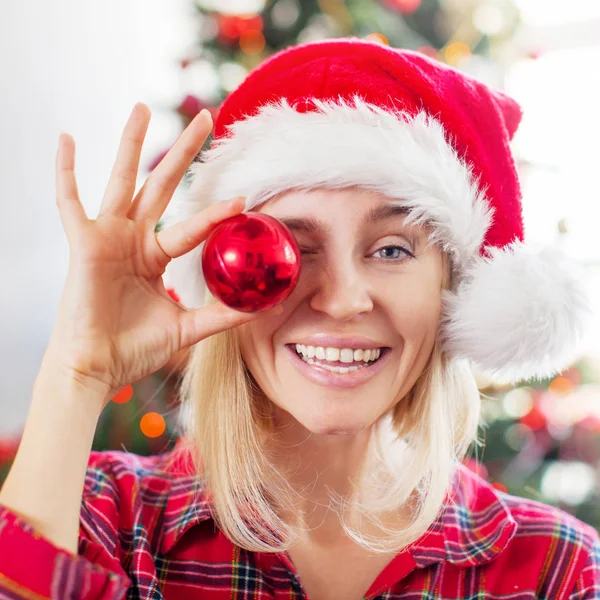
[289,335,388,350]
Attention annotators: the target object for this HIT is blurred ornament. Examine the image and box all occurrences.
[520,405,547,431]
[177,94,206,120]
[240,29,266,54]
[380,0,422,15]
[112,384,134,404]
[202,213,301,312]
[140,412,167,438]
[217,14,263,45]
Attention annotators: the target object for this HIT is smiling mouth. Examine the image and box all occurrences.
[287,344,389,374]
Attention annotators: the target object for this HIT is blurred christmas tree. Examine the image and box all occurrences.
[151,0,521,148]
[469,360,600,531]
[5,0,599,537]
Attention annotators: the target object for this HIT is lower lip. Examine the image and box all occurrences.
[284,345,391,389]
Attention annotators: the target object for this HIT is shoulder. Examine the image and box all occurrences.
[500,490,600,596]
[454,463,600,594]
[456,462,598,547]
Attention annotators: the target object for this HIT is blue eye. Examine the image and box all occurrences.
[373,245,414,261]
[299,246,414,261]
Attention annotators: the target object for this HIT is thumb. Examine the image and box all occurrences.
[177,302,284,349]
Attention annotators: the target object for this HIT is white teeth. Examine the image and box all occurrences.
[293,344,383,367]
[340,349,354,363]
[326,347,340,361]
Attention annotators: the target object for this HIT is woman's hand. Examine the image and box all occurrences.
[46,103,275,403]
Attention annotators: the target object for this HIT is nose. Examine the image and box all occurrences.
[308,256,374,321]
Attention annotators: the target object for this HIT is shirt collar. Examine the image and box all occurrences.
[160,440,517,564]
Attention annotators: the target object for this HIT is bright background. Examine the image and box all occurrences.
[0,0,195,434]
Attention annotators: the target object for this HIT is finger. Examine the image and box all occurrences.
[177,302,283,349]
[128,109,213,223]
[98,103,151,217]
[55,133,88,239]
[155,196,245,259]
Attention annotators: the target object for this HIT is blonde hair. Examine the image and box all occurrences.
[173,279,482,554]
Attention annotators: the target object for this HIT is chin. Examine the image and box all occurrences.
[291,408,377,436]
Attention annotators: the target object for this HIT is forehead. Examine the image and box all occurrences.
[256,188,410,235]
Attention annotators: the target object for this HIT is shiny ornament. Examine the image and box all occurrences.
[202,213,301,312]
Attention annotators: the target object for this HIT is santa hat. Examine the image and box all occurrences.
[167,37,590,384]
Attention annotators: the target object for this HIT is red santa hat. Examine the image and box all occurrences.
[168,37,590,384]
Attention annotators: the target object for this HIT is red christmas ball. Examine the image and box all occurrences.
[201,213,301,312]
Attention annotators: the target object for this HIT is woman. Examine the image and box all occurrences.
[0,38,598,599]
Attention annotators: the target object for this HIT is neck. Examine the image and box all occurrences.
[264,405,377,542]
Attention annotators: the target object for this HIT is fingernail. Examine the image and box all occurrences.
[230,196,246,209]
[199,108,212,120]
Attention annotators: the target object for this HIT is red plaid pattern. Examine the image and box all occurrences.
[1,439,599,599]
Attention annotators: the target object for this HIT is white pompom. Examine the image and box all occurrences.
[441,242,592,384]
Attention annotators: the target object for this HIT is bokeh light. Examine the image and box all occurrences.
[541,461,596,506]
[140,412,166,438]
[112,385,133,404]
[240,29,266,54]
[502,387,534,419]
[365,33,389,46]
[444,42,472,66]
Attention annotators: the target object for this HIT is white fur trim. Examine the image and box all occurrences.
[165,97,492,307]
[441,242,592,383]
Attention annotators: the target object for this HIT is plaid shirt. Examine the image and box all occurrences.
[1,439,599,599]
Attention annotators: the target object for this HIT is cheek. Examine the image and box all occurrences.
[237,317,281,374]
[386,274,443,338]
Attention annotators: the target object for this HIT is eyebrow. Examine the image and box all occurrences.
[278,203,410,235]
